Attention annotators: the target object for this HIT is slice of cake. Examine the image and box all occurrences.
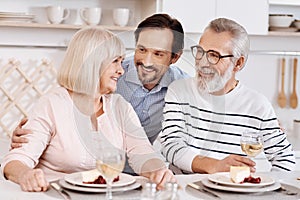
[82,169,102,183]
[230,166,250,183]
[81,169,120,184]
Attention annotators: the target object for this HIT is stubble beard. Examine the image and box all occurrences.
[136,64,159,85]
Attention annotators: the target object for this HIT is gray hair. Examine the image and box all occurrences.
[204,18,250,68]
[57,27,125,96]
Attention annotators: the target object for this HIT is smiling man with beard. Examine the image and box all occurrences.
[160,18,296,174]
[116,14,189,145]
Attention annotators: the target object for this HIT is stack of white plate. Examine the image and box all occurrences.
[59,171,141,193]
[0,12,35,23]
[202,172,280,193]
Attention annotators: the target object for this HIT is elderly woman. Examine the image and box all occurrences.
[1,27,175,192]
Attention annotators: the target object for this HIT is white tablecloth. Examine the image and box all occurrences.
[1,172,300,200]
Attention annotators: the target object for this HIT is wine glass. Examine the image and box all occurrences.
[96,146,125,200]
[240,131,263,158]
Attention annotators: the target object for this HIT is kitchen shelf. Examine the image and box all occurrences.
[269,0,300,6]
[0,21,135,31]
[268,31,300,36]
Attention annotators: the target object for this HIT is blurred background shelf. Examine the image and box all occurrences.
[0,21,135,31]
[268,31,300,37]
[269,0,300,6]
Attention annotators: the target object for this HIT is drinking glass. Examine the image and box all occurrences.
[96,147,125,200]
[240,131,263,158]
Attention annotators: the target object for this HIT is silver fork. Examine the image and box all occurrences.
[50,182,72,200]
[279,185,298,195]
[188,183,220,199]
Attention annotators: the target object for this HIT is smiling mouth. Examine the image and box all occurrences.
[137,62,155,73]
[198,67,215,78]
[111,77,119,82]
[141,66,155,73]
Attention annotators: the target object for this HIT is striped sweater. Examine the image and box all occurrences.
[160,77,296,173]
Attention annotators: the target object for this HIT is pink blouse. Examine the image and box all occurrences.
[1,87,162,181]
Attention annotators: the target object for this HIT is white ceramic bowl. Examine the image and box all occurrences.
[269,14,294,27]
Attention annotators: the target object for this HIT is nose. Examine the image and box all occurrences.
[116,64,124,75]
[143,52,154,66]
[195,54,210,66]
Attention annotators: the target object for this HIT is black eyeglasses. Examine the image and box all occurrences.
[190,45,234,65]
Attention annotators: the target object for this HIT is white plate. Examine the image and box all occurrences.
[208,172,275,187]
[202,178,281,193]
[59,179,141,193]
[64,172,135,188]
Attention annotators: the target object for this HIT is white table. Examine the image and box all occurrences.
[1,171,300,200]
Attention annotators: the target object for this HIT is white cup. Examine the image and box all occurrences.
[46,6,70,24]
[113,8,130,27]
[293,120,300,136]
[63,9,83,25]
[80,7,102,25]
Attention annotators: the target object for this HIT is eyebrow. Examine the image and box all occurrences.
[136,45,171,54]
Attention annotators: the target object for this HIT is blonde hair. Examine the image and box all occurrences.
[57,27,125,96]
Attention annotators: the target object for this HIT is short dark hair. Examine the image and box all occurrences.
[134,13,184,56]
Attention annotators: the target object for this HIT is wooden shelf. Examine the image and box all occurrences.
[269,0,300,6]
[0,22,136,31]
[268,31,300,36]
[2,22,300,37]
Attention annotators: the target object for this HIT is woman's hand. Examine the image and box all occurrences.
[18,168,49,192]
[148,167,176,190]
[140,158,176,190]
[11,118,31,149]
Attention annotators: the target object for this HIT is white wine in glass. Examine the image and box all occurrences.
[96,147,125,200]
[240,132,263,158]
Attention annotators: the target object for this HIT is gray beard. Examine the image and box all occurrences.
[197,64,234,94]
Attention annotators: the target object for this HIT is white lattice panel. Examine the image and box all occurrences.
[0,58,58,137]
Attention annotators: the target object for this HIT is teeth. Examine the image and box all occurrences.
[199,67,215,74]
[142,66,154,72]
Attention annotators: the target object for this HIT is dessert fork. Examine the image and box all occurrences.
[188,182,220,198]
[279,185,298,195]
[50,182,72,200]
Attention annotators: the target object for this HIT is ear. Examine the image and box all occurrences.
[234,56,245,72]
[170,51,183,64]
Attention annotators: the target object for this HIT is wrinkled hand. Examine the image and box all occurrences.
[11,118,31,149]
[18,169,49,192]
[148,167,176,190]
[215,154,256,173]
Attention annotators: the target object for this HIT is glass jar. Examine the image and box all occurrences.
[141,182,157,200]
[157,182,179,200]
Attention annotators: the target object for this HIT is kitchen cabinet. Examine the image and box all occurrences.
[161,0,215,33]
[215,0,268,35]
[269,0,300,20]
[161,0,268,34]
[0,0,160,29]
[268,1,300,37]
